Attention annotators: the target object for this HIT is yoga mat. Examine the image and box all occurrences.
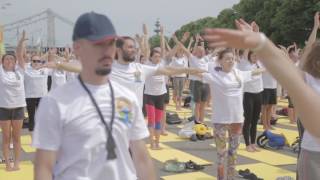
[237,163,295,180]
[210,143,297,166]
[21,135,36,153]
[148,143,212,165]
[0,161,33,180]
[276,118,297,128]
[160,132,187,142]
[162,172,216,180]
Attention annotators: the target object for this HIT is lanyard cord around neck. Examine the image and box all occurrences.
[78,75,117,160]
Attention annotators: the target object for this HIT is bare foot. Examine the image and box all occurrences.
[246,146,255,152]
[5,163,13,171]
[161,130,168,136]
[150,142,156,149]
[11,165,20,171]
[251,144,260,152]
[152,143,163,150]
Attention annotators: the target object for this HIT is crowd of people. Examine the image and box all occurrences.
[0,10,320,180]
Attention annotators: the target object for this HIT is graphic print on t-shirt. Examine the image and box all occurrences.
[134,70,142,82]
[116,97,133,127]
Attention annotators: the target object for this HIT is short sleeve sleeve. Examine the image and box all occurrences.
[239,70,253,83]
[202,73,214,84]
[32,96,63,151]
[128,98,149,141]
[142,63,159,77]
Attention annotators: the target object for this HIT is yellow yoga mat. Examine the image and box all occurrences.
[277,101,288,108]
[148,143,212,165]
[210,143,297,166]
[162,172,216,180]
[237,163,295,179]
[277,118,297,128]
[21,135,36,153]
[160,132,187,143]
[257,125,298,145]
[0,161,33,180]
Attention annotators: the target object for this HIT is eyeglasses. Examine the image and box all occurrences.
[32,60,45,64]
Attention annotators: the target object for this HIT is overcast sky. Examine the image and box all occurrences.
[1,0,239,46]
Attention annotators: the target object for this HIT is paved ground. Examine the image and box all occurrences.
[0,97,298,180]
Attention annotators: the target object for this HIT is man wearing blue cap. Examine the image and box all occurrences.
[32,12,156,180]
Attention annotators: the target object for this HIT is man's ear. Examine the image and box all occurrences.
[73,41,81,57]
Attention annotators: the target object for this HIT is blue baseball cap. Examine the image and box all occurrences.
[72,12,117,43]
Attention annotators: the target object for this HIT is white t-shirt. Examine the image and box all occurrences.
[50,69,67,90]
[203,68,252,124]
[24,65,48,98]
[66,60,80,82]
[237,59,263,93]
[170,57,188,78]
[111,61,158,107]
[261,64,277,89]
[301,72,320,152]
[0,65,26,108]
[188,55,209,82]
[32,79,149,180]
[144,62,167,96]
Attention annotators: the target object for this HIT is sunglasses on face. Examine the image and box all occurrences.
[32,60,45,64]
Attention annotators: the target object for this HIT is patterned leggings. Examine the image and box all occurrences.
[214,123,242,180]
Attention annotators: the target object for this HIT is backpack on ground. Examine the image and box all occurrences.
[257,130,287,149]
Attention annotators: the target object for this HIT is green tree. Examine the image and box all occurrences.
[174,0,320,47]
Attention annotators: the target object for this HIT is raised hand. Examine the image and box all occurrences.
[181,32,190,43]
[160,26,164,35]
[143,24,148,35]
[172,34,179,44]
[135,34,143,44]
[20,30,28,42]
[204,28,261,50]
[189,36,195,44]
[251,21,260,32]
[235,19,253,32]
[314,12,320,29]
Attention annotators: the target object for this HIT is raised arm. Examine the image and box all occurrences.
[187,37,194,51]
[165,38,172,51]
[135,34,144,62]
[160,26,166,58]
[301,12,320,66]
[16,30,28,70]
[142,24,151,60]
[166,32,190,59]
[193,34,200,50]
[204,18,320,138]
[155,66,205,76]
[172,35,192,58]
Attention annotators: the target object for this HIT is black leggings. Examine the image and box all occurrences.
[26,98,41,131]
[242,92,262,146]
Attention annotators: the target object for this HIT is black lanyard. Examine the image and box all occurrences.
[78,75,117,160]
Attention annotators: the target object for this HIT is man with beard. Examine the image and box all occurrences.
[111,37,204,107]
[32,12,156,180]
[50,37,204,108]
